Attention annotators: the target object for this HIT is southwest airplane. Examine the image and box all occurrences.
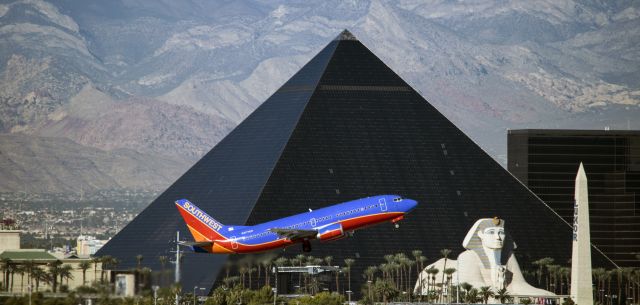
[175,195,418,254]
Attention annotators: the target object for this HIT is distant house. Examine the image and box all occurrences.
[76,235,108,257]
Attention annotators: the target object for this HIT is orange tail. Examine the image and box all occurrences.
[175,199,229,241]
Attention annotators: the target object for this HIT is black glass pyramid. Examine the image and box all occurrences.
[97,30,615,293]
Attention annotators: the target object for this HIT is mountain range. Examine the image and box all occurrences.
[1,0,639,194]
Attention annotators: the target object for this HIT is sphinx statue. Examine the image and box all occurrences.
[415,218,554,298]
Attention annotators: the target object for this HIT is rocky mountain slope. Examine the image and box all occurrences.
[0,0,639,193]
[0,134,189,193]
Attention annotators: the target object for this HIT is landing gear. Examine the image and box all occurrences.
[392,215,404,229]
[302,240,312,252]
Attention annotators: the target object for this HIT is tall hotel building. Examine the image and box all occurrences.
[508,129,640,267]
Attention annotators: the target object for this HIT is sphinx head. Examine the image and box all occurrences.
[477,225,506,250]
[462,218,515,257]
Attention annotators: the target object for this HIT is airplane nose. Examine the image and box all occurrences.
[405,199,418,211]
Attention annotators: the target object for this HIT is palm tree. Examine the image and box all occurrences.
[559,266,570,295]
[223,275,240,288]
[532,257,554,290]
[389,262,400,289]
[324,255,333,267]
[47,260,63,292]
[15,265,25,293]
[411,250,424,295]
[324,256,334,291]
[287,257,300,289]
[158,255,168,285]
[60,264,74,286]
[440,249,452,302]
[23,260,36,288]
[393,253,406,292]
[273,256,289,289]
[546,264,560,293]
[495,287,511,304]
[238,265,248,289]
[246,260,254,289]
[30,266,47,292]
[479,286,494,304]
[621,267,635,305]
[136,254,144,270]
[417,256,427,298]
[384,254,395,265]
[274,257,288,267]
[378,263,389,283]
[364,266,378,283]
[593,267,607,303]
[466,288,480,304]
[460,282,473,303]
[374,278,398,304]
[296,254,306,289]
[614,268,623,305]
[405,257,415,295]
[427,267,439,296]
[402,254,412,293]
[398,254,410,292]
[141,267,152,288]
[78,261,92,285]
[607,269,614,305]
[1,258,12,292]
[344,258,355,296]
[99,255,112,283]
[260,256,273,287]
[444,267,456,303]
[91,256,101,284]
[100,256,118,283]
[8,263,15,292]
[632,268,640,305]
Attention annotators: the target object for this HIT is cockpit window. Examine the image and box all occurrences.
[393,197,402,202]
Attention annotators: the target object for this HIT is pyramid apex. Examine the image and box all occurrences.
[334,29,358,41]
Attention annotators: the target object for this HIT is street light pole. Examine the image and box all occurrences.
[273,266,278,305]
[456,259,460,304]
[193,286,198,305]
[189,286,205,305]
[152,285,159,305]
[175,231,181,305]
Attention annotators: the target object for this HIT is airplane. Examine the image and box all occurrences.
[175,194,418,254]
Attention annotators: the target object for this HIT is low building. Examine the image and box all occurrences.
[0,230,106,294]
[0,230,20,252]
[0,249,105,293]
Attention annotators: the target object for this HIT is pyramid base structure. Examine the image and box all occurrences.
[97,30,615,296]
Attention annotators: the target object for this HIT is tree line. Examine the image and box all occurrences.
[2,252,640,305]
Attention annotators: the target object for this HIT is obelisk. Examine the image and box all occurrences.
[571,163,593,305]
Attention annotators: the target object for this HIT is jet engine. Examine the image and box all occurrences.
[316,223,345,241]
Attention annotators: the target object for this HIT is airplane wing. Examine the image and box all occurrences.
[269,228,317,240]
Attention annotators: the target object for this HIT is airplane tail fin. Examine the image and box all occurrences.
[175,199,229,241]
